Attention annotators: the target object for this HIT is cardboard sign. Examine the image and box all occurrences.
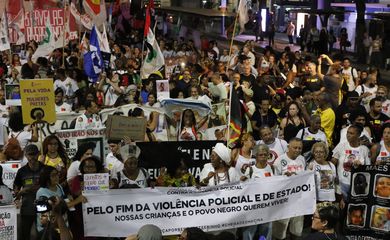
[106,115,146,141]
[83,173,110,192]
[20,79,56,124]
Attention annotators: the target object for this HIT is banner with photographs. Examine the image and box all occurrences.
[56,128,108,160]
[344,165,390,240]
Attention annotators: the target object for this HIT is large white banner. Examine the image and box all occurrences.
[0,161,22,189]
[0,205,17,240]
[83,172,316,237]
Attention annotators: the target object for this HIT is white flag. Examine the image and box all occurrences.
[0,11,11,51]
[96,24,110,53]
[238,0,249,34]
[140,28,165,79]
[32,19,57,60]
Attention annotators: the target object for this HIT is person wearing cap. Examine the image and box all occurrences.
[200,143,240,186]
[14,144,45,240]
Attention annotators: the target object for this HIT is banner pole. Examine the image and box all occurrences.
[62,3,68,68]
[226,79,233,147]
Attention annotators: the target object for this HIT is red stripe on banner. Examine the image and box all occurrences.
[12,164,19,168]
[86,0,101,15]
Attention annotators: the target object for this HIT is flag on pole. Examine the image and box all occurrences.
[238,0,249,34]
[79,32,87,54]
[83,0,107,28]
[144,0,154,37]
[0,11,11,51]
[140,28,165,79]
[83,26,103,82]
[96,24,111,69]
[32,19,60,60]
[228,88,243,148]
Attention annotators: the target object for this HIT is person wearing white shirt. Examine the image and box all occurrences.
[355,74,377,112]
[241,144,274,240]
[66,142,95,181]
[296,115,328,147]
[104,139,124,179]
[243,46,255,67]
[256,126,288,165]
[272,138,306,240]
[339,110,372,144]
[208,73,227,102]
[73,100,103,130]
[341,58,359,92]
[97,73,124,107]
[331,125,370,208]
[54,88,72,113]
[376,85,390,117]
[53,69,79,103]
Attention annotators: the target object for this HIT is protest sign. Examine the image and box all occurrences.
[5,84,21,106]
[0,205,17,240]
[345,165,390,240]
[9,8,77,43]
[156,80,170,100]
[106,115,146,141]
[136,141,218,180]
[0,161,22,189]
[83,172,316,237]
[56,128,108,160]
[84,173,110,192]
[20,79,56,124]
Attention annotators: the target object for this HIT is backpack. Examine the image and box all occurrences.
[4,132,23,160]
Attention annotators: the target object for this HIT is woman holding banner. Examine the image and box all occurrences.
[240,144,274,240]
[231,133,256,176]
[200,143,240,186]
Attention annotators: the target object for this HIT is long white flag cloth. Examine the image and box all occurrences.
[83,171,316,237]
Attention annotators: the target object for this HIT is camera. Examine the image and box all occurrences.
[35,196,55,213]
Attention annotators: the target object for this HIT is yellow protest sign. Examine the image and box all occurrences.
[20,79,56,124]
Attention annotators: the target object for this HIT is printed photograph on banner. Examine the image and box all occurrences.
[201,126,227,141]
[347,204,367,228]
[373,174,390,199]
[5,84,21,106]
[207,103,226,130]
[351,172,370,197]
[370,205,390,232]
[156,80,169,100]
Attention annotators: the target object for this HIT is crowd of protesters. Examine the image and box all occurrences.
[0,11,390,240]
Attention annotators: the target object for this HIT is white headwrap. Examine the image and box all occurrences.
[213,143,231,165]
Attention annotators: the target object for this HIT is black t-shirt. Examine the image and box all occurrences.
[240,73,256,86]
[303,74,323,92]
[368,113,390,143]
[303,232,345,240]
[252,84,270,104]
[251,109,278,140]
[335,104,367,129]
[14,162,45,216]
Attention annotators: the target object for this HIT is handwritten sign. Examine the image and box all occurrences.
[106,115,146,141]
[83,173,109,192]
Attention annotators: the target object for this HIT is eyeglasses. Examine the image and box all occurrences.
[312,215,321,220]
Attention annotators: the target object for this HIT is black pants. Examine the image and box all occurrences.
[288,35,294,44]
[19,215,36,240]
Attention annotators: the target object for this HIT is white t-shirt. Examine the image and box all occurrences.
[67,161,80,181]
[339,125,372,144]
[8,130,32,150]
[200,163,240,186]
[208,82,227,101]
[308,161,337,202]
[104,152,124,178]
[54,77,79,97]
[250,164,274,179]
[332,141,370,198]
[256,138,288,165]
[273,153,306,176]
[375,140,390,164]
[341,67,358,92]
[247,52,256,66]
[355,84,377,111]
[74,114,103,129]
[0,118,7,146]
[103,85,123,107]
[296,127,328,147]
[235,153,255,176]
[55,102,72,113]
[114,168,149,188]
